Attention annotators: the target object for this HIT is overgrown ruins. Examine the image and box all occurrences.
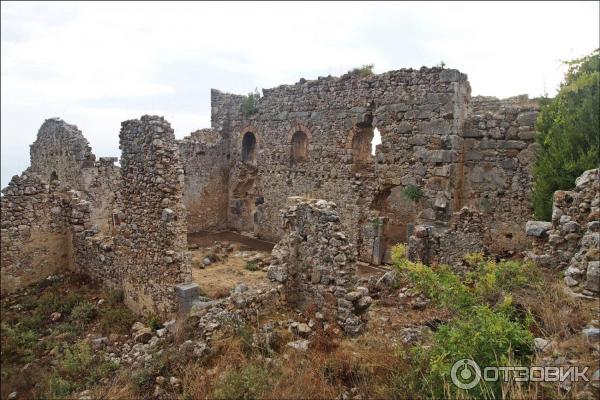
[2,65,598,322]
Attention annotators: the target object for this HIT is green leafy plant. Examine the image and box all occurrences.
[390,243,407,263]
[245,261,259,271]
[70,301,98,324]
[402,185,424,202]
[533,49,599,220]
[371,217,383,230]
[213,364,270,400]
[146,311,163,331]
[241,88,261,117]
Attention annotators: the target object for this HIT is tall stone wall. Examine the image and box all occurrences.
[460,95,539,253]
[267,197,372,335]
[0,171,70,293]
[177,129,229,232]
[112,115,191,315]
[206,67,472,264]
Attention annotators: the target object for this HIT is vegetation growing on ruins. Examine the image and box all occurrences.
[389,252,553,398]
[241,88,261,117]
[349,64,374,77]
[402,184,424,202]
[533,49,599,220]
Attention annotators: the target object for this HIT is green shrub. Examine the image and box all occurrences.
[0,323,39,363]
[43,374,76,398]
[473,260,540,302]
[58,341,94,380]
[533,49,599,220]
[70,301,98,324]
[213,364,270,400]
[463,252,485,267]
[399,262,476,312]
[99,306,136,335]
[241,89,261,117]
[390,243,407,263]
[106,288,124,305]
[245,261,259,271]
[402,185,424,202]
[349,64,374,77]
[423,305,534,399]
[146,312,163,331]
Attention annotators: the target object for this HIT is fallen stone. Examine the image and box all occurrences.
[91,337,109,349]
[50,312,61,322]
[134,328,153,344]
[525,221,552,237]
[534,337,549,352]
[582,327,600,343]
[286,339,309,351]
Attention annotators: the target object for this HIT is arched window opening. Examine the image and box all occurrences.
[241,132,257,164]
[291,131,308,165]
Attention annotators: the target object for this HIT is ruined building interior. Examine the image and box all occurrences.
[3,65,596,323]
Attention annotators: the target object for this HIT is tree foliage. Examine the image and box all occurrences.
[533,49,599,220]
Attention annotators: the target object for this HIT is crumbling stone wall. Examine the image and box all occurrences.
[267,197,372,335]
[30,118,96,190]
[526,169,599,296]
[197,68,473,264]
[177,129,229,232]
[460,95,540,253]
[0,171,70,293]
[177,69,541,265]
[112,115,191,315]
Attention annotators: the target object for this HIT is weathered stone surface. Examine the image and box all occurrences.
[526,221,553,237]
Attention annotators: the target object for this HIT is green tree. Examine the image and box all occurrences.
[533,49,599,220]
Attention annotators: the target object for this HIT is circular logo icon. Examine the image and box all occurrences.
[451,359,481,390]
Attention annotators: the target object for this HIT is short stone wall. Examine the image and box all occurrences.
[267,197,372,335]
[526,169,599,296]
[0,171,70,293]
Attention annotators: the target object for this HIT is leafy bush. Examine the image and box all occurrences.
[349,64,374,77]
[1,323,39,363]
[463,252,485,267]
[241,89,261,117]
[146,312,163,331]
[533,49,599,220]
[423,305,534,399]
[400,262,476,312]
[213,364,270,400]
[245,261,259,271]
[402,185,424,202]
[70,301,97,324]
[390,243,407,263]
[99,306,136,335]
[391,257,538,398]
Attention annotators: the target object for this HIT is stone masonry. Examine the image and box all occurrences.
[526,169,599,296]
[180,68,540,265]
[1,65,547,315]
[267,197,372,335]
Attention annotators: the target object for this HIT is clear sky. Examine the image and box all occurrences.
[1,1,599,188]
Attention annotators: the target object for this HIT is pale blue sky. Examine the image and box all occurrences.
[2,1,599,188]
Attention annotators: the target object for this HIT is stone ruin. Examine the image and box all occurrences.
[526,169,599,296]
[268,197,372,335]
[5,64,579,323]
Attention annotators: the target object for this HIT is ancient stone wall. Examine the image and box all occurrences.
[204,67,472,264]
[29,118,96,190]
[112,115,191,315]
[526,169,599,296]
[460,95,540,253]
[177,129,229,232]
[267,197,372,335]
[0,171,70,293]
